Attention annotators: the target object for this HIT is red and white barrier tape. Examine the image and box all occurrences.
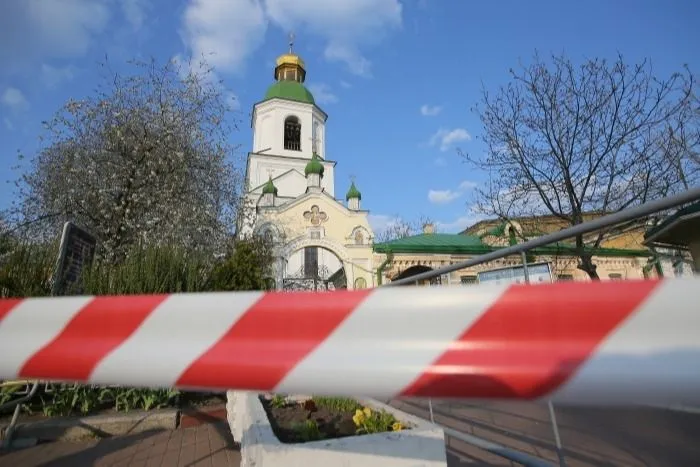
[1,278,699,406]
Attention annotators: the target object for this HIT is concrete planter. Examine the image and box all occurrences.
[226,391,447,467]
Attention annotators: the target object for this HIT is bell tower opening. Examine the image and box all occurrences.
[284,116,302,151]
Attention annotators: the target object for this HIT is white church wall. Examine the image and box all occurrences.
[248,154,335,198]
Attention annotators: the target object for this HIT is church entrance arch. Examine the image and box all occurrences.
[283,245,346,291]
[392,265,441,286]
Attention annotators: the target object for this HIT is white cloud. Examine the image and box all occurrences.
[179,0,402,78]
[121,0,149,31]
[308,83,338,104]
[368,214,400,232]
[268,0,402,77]
[436,214,484,233]
[41,64,76,88]
[180,0,267,74]
[340,80,352,89]
[3,117,14,131]
[429,128,471,151]
[434,157,447,167]
[427,180,477,204]
[458,180,477,190]
[0,0,110,73]
[420,104,442,116]
[323,43,373,77]
[428,189,460,204]
[1,87,29,111]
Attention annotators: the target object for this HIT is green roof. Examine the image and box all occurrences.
[373,233,651,257]
[264,81,315,105]
[304,153,325,176]
[644,201,700,245]
[346,181,361,200]
[262,176,278,195]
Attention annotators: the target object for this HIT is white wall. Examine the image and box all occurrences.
[248,153,335,198]
[252,99,327,160]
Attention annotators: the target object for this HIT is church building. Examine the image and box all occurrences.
[239,38,375,291]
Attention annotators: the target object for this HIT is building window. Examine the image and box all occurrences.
[460,275,477,285]
[354,277,367,289]
[557,274,574,281]
[608,273,623,281]
[284,116,301,151]
[304,246,318,278]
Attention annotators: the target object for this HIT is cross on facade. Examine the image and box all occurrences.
[309,134,320,154]
[288,31,295,53]
[303,205,328,226]
[349,174,356,184]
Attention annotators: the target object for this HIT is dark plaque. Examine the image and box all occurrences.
[52,222,97,295]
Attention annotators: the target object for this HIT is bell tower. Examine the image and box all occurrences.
[251,33,328,160]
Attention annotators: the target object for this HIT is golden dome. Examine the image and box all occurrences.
[275,53,305,69]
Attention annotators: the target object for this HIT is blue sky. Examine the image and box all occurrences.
[1,0,699,234]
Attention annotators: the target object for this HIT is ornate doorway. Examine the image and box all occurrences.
[282,246,346,291]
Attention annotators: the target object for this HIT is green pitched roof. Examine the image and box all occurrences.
[264,81,315,105]
[262,176,278,195]
[346,181,361,200]
[374,234,488,254]
[373,233,651,257]
[304,153,325,176]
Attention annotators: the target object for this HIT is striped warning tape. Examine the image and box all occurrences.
[1,278,699,406]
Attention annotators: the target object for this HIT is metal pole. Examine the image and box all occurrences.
[523,252,566,466]
[386,186,700,287]
[428,398,435,423]
[548,400,567,467]
[521,251,530,284]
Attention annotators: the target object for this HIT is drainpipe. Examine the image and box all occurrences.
[649,247,665,278]
[376,251,393,286]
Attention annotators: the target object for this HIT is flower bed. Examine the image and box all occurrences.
[228,391,448,467]
[259,394,407,443]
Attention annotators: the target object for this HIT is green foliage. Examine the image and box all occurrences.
[208,236,275,291]
[39,385,111,417]
[292,419,324,442]
[0,240,57,298]
[80,244,211,295]
[311,396,361,413]
[112,387,179,412]
[29,384,179,417]
[270,394,287,408]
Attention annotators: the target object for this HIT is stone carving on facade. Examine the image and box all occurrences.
[303,205,328,226]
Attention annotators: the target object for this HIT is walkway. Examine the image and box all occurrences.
[0,420,240,467]
[392,399,700,466]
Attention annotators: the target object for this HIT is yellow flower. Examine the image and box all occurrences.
[392,422,404,431]
[352,409,365,426]
[362,407,372,418]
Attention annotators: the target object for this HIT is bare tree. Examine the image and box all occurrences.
[11,57,241,261]
[464,53,697,279]
[374,215,435,243]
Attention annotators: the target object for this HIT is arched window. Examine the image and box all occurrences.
[284,116,301,151]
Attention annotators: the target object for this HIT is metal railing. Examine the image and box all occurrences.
[380,186,700,466]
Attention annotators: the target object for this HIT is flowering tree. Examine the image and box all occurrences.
[464,53,697,279]
[13,57,241,261]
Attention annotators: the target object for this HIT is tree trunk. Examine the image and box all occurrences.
[577,253,600,280]
[575,234,600,280]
